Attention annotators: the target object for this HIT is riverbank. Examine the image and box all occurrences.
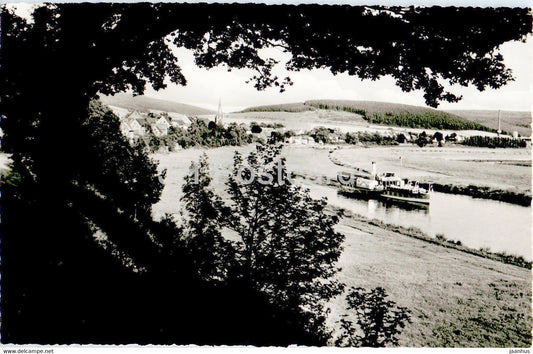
[432,183,531,207]
[315,174,531,267]
[329,146,532,206]
[330,213,532,347]
[338,208,531,269]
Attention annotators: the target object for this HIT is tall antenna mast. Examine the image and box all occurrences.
[215,98,223,125]
[497,110,501,137]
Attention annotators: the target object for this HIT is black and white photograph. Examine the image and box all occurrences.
[0,1,531,350]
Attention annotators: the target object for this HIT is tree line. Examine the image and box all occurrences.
[146,118,254,152]
[461,136,527,148]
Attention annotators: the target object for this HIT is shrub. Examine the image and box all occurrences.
[251,124,263,134]
[435,233,447,242]
[396,133,407,143]
[336,287,411,347]
[461,136,526,148]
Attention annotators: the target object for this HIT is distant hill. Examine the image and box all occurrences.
[443,110,531,137]
[100,93,215,116]
[240,102,313,113]
[306,99,449,116]
[241,100,496,132]
[241,100,453,115]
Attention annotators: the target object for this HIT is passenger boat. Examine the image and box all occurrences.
[336,171,382,198]
[377,173,431,206]
[337,162,432,206]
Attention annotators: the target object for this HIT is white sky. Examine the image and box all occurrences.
[144,39,532,112]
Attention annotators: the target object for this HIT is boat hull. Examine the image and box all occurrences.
[338,186,381,198]
[379,191,430,205]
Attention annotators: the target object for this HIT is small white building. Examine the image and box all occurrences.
[156,116,172,130]
[120,121,136,140]
[287,136,316,145]
[151,125,167,137]
[121,118,146,138]
[155,123,169,136]
[128,111,145,120]
[167,112,190,127]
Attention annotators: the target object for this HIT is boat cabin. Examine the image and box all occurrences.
[377,173,404,188]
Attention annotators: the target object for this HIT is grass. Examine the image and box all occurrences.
[351,212,531,269]
[240,102,314,113]
[433,183,531,207]
[330,215,532,347]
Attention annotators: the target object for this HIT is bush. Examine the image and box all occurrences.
[336,287,411,347]
[461,136,526,148]
[445,132,457,142]
[344,132,398,146]
[435,234,447,242]
[251,124,263,134]
[415,132,431,147]
[396,133,407,143]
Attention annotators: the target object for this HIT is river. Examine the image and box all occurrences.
[154,146,532,261]
[302,182,532,260]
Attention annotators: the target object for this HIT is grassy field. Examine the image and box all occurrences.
[101,93,215,116]
[444,110,531,137]
[330,216,531,347]
[225,107,504,140]
[239,102,313,113]
[331,146,532,194]
[153,145,532,347]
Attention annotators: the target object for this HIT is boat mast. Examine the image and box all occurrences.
[399,155,402,179]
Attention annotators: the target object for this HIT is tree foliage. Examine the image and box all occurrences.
[251,124,263,134]
[416,131,431,147]
[181,154,236,282]
[335,287,411,347]
[345,132,399,146]
[461,135,527,148]
[225,143,345,337]
[147,119,253,152]
[364,111,494,131]
[178,143,346,340]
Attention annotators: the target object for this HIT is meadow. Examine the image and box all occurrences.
[331,146,532,195]
[330,216,531,347]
